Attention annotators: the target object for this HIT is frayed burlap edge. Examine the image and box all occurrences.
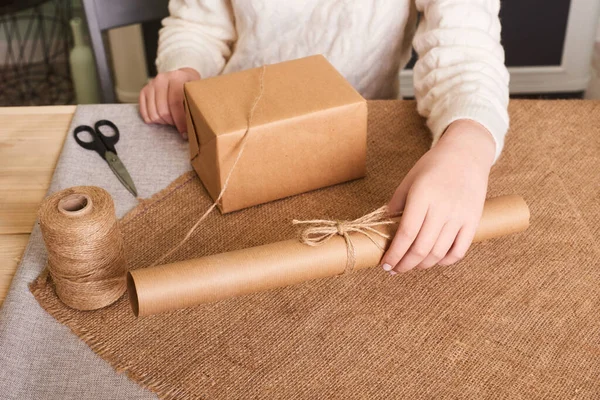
[29,171,200,400]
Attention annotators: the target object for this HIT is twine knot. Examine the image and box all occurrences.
[292,206,397,273]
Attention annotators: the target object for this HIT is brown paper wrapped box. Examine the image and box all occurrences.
[183,55,367,213]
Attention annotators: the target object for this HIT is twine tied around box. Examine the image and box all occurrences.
[151,66,268,267]
[152,65,403,271]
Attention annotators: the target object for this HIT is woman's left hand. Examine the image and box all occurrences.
[380,119,497,274]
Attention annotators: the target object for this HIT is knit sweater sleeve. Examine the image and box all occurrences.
[412,0,510,162]
[156,0,236,79]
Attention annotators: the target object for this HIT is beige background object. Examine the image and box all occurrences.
[107,25,149,103]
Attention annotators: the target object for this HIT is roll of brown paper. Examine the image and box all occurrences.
[128,195,529,317]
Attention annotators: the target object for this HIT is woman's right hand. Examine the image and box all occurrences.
[139,67,201,138]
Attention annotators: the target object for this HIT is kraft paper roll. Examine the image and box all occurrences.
[128,195,530,317]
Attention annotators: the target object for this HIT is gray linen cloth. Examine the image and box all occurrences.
[0,104,191,399]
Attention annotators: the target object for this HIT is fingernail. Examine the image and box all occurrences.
[382,263,393,271]
[389,271,397,276]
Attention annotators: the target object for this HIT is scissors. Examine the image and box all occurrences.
[73,120,138,197]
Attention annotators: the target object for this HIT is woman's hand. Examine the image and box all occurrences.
[139,67,201,138]
[381,119,497,274]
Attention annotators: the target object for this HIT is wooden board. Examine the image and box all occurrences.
[0,105,75,305]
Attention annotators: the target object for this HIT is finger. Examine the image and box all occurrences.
[387,178,410,215]
[168,78,187,135]
[154,76,174,125]
[139,89,150,123]
[146,84,168,125]
[438,224,477,266]
[393,209,445,273]
[380,192,428,272]
[415,222,460,270]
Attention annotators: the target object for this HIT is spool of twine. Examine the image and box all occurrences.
[38,186,127,310]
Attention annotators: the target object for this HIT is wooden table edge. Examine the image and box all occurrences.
[0,105,77,115]
[0,105,77,306]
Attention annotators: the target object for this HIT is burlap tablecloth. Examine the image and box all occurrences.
[21,100,600,399]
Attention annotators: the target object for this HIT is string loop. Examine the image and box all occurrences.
[292,206,397,273]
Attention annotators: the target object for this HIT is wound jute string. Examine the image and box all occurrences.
[150,65,268,267]
[292,206,400,273]
[38,186,127,310]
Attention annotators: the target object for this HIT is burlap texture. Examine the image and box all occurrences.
[31,100,600,399]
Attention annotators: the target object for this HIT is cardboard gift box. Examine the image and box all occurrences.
[183,55,367,213]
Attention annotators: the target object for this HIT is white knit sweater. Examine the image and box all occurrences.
[156,0,510,161]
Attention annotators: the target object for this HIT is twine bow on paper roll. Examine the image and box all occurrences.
[38,186,127,310]
[292,206,396,273]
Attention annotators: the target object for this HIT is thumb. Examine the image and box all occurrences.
[387,178,410,214]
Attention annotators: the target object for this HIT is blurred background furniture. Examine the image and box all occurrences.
[1,0,599,105]
[81,0,169,103]
[0,0,73,106]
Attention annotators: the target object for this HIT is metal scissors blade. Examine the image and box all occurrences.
[104,151,138,197]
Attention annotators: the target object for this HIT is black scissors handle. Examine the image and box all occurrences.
[73,119,120,157]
